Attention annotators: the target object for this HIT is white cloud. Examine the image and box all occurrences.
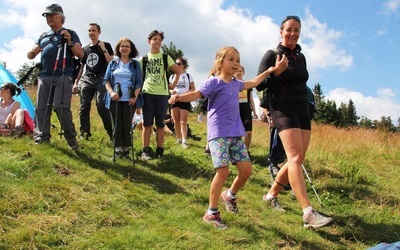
[300,8,354,72]
[326,88,400,121]
[381,0,400,15]
[0,0,352,79]
[375,29,387,37]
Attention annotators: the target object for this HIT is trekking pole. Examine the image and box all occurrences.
[58,37,67,138]
[112,82,121,164]
[302,164,323,206]
[128,86,135,165]
[40,39,63,139]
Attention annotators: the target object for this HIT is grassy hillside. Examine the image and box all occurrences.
[0,86,399,249]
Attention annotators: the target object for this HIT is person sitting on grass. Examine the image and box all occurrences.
[169,46,276,229]
[0,82,33,136]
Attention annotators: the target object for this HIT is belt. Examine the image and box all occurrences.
[85,73,104,78]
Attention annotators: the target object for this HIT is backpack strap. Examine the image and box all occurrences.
[131,59,137,69]
[162,53,168,74]
[142,55,148,81]
[186,73,191,87]
[162,53,171,91]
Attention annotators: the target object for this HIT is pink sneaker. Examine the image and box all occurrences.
[221,189,238,213]
[202,211,227,229]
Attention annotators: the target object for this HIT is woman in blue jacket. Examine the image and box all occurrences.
[104,37,143,160]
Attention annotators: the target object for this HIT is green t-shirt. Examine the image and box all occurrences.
[140,52,174,95]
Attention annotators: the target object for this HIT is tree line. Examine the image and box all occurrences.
[312,83,398,133]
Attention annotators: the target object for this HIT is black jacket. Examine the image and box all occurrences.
[256,43,309,106]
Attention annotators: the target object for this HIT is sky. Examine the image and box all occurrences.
[0,0,399,123]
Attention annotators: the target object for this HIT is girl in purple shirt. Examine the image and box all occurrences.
[169,46,277,229]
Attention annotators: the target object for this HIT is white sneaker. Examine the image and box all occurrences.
[303,209,334,228]
[141,152,151,161]
[181,142,188,149]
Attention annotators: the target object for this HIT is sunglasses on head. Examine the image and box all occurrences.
[281,15,301,25]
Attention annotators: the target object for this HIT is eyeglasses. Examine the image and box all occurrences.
[281,15,301,25]
[175,62,182,65]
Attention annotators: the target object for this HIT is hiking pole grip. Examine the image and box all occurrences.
[115,82,122,98]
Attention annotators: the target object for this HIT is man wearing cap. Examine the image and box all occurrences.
[73,23,114,141]
[27,3,83,150]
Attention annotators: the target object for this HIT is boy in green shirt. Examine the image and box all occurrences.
[140,30,180,160]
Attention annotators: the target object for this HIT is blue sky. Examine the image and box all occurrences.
[0,0,399,122]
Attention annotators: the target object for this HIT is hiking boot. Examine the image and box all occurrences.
[11,125,25,137]
[34,139,50,145]
[202,211,227,229]
[221,189,238,213]
[263,195,285,212]
[156,147,164,158]
[141,147,152,161]
[121,150,132,161]
[181,142,188,149]
[80,132,92,140]
[67,138,79,151]
[303,209,334,229]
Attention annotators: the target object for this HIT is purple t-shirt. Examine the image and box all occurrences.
[198,77,245,141]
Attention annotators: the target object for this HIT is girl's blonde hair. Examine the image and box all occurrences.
[211,46,239,76]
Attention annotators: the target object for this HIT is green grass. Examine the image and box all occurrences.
[0,92,399,249]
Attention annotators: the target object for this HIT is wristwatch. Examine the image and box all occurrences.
[103,49,108,53]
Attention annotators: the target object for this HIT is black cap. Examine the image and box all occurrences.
[42,4,64,16]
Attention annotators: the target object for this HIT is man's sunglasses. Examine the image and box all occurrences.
[281,15,301,25]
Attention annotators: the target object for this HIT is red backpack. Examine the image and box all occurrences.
[23,110,34,133]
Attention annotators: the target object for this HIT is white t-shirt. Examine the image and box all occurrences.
[0,98,17,124]
[169,73,194,95]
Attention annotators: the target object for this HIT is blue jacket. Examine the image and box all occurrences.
[103,58,144,109]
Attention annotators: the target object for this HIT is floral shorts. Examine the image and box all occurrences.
[209,137,250,168]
